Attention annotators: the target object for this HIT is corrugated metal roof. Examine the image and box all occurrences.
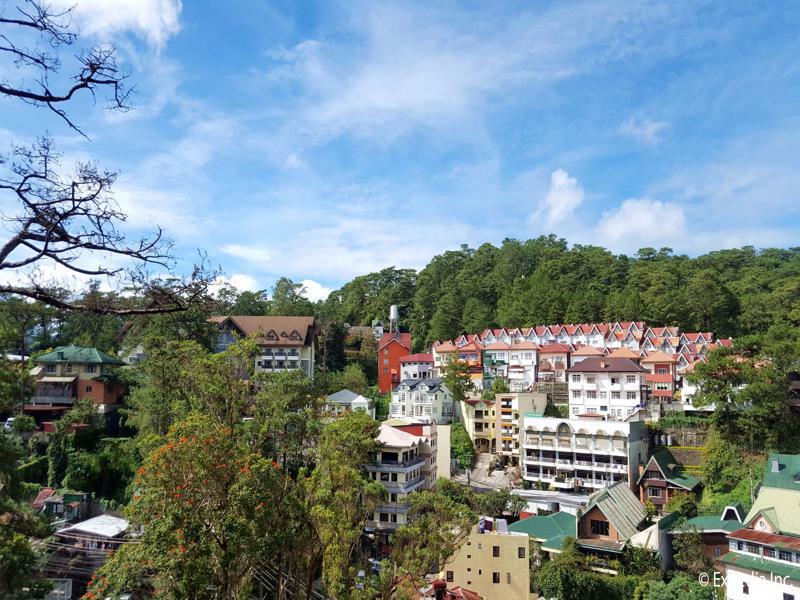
[584,481,646,540]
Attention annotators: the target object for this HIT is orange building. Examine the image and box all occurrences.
[378,332,412,393]
[640,350,678,402]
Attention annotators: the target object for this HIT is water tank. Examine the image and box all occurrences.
[389,305,399,321]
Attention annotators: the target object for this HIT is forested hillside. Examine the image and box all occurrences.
[320,236,800,351]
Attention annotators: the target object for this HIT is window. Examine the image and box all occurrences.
[746,543,759,554]
[492,573,500,584]
[446,571,453,582]
[656,368,668,375]
[600,405,608,412]
[506,573,511,584]
[65,364,72,373]
[764,547,775,558]
[383,368,388,374]
[780,550,792,561]
[518,547,526,558]
[572,407,579,415]
[379,513,389,522]
[586,391,597,399]
[647,487,662,498]
[612,392,620,399]
[714,547,722,557]
[85,385,93,393]
[383,358,389,365]
[742,582,748,595]
[783,594,794,600]
[599,391,607,399]
[85,364,96,373]
[572,390,581,398]
[492,546,500,557]
[590,519,609,536]
[626,375,636,383]
[626,392,637,400]
[586,376,596,384]
[610,377,619,385]
[572,374,581,382]
[46,364,56,373]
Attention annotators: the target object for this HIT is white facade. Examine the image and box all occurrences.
[725,564,800,600]
[399,357,434,380]
[568,365,646,421]
[389,378,454,423]
[520,415,649,494]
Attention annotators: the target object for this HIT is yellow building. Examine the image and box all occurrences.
[441,520,531,600]
[461,399,496,453]
[495,392,547,465]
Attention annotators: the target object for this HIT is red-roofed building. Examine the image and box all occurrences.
[538,343,570,382]
[641,351,678,403]
[378,332,412,393]
[399,353,434,380]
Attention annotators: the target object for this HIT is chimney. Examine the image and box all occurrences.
[772,458,780,473]
[600,359,606,369]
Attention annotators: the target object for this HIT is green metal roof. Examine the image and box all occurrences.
[676,515,742,533]
[720,551,800,580]
[637,448,701,490]
[744,487,800,536]
[509,511,576,552]
[762,454,800,491]
[584,481,647,540]
[35,345,122,365]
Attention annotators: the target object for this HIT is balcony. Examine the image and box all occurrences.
[368,457,425,472]
[382,475,425,493]
[30,395,74,405]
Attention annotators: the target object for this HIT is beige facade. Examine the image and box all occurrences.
[461,399,496,454]
[495,393,547,464]
[441,523,531,600]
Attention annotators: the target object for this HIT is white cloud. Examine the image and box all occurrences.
[299,279,331,302]
[53,0,183,49]
[534,169,585,229]
[620,118,671,146]
[595,198,686,250]
[208,273,261,296]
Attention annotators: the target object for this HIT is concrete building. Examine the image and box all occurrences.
[506,342,539,391]
[567,357,648,420]
[367,423,437,532]
[389,378,454,423]
[461,399,496,454]
[441,519,531,600]
[537,344,570,382]
[495,392,547,465]
[399,353,434,381]
[210,315,316,378]
[640,351,678,404]
[520,414,649,494]
[378,332,412,393]
[721,454,800,599]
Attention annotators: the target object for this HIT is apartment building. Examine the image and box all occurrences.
[567,357,648,420]
[210,315,316,378]
[537,344,570,382]
[29,346,124,411]
[640,351,678,404]
[461,399,496,453]
[506,342,539,391]
[442,519,531,600]
[721,454,800,600]
[378,332,412,393]
[495,392,547,465]
[367,424,429,532]
[383,418,445,487]
[520,414,649,494]
[389,378,454,423]
[399,353,434,381]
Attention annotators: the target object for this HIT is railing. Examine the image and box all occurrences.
[368,457,425,472]
[30,396,74,405]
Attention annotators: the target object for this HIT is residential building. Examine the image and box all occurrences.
[721,454,800,599]
[378,332,412,393]
[567,357,648,420]
[640,351,678,404]
[669,504,743,565]
[28,346,124,411]
[210,315,316,378]
[482,341,510,388]
[323,389,375,418]
[455,340,485,388]
[400,353,434,381]
[383,418,445,487]
[636,448,701,513]
[575,481,648,572]
[520,415,650,494]
[441,519,531,600]
[537,344,570,382]
[367,423,433,532]
[507,511,576,560]
[461,399,496,453]
[495,392,547,465]
[389,378,454,423]
[506,341,539,391]
[677,358,714,412]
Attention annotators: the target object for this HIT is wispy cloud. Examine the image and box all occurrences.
[533,169,585,229]
[619,118,671,146]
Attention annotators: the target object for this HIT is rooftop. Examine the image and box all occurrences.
[35,346,123,365]
[583,481,647,540]
[567,356,646,373]
[58,514,129,538]
[210,315,316,346]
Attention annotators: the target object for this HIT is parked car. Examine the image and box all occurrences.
[3,417,15,430]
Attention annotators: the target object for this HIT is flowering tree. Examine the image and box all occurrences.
[87,415,285,599]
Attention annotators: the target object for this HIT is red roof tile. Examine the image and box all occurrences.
[399,353,433,363]
[379,332,412,351]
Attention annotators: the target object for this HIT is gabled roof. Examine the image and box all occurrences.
[377,423,422,448]
[325,389,372,406]
[609,347,640,359]
[31,487,56,510]
[640,350,677,364]
[762,454,800,491]
[211,316,316,346]
[637,449,700,490]
[571,345,604,357]
[743,485,800,536]
[379,332,412,351]
[567,357,645,373]
[35,346,123,365]
[458,340,484,352]
[509,341,539,350]
[539,343,570,354]
[508,511,576,551]
[483,341,511,350]
[399,353,433,363]
[583,481,647,540]
[434,341,457,352]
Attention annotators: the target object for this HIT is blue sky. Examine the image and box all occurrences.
[2,0,799,301]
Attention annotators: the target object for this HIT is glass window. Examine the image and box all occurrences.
[492,546,500,557]
[590,520,609,536]
[492,573,500,584]
[446,571,453,582]
[780,551,792,561]
[518,547,526,558]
